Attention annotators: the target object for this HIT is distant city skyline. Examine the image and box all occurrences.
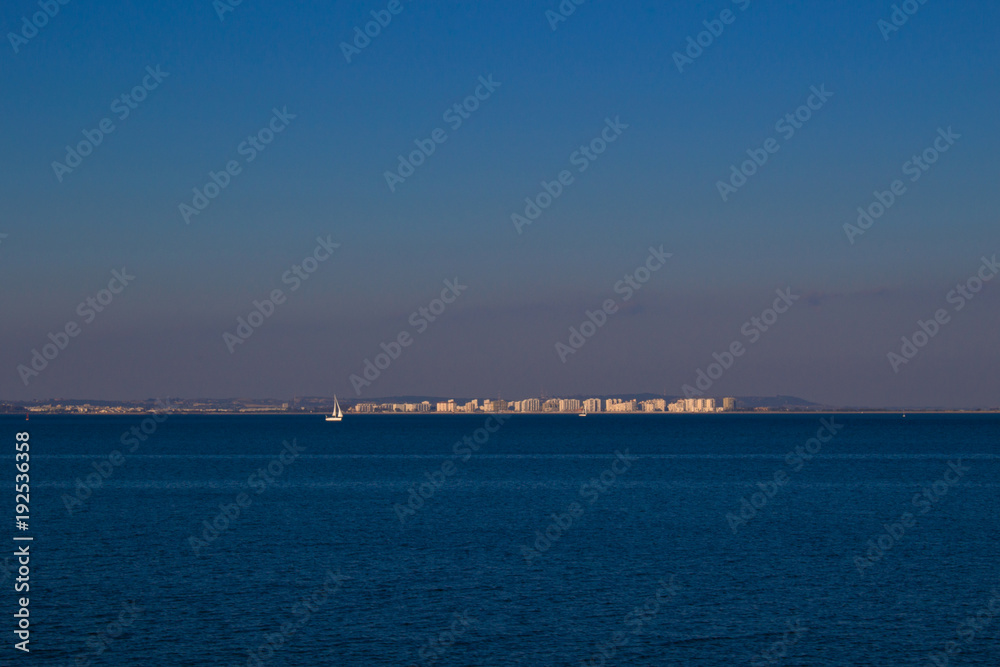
[6,392,997,414]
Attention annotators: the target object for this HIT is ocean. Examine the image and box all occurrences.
[10,413,1000,665]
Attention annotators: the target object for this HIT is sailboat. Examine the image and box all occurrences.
[325,395,343,422]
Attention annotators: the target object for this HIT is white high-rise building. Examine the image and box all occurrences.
[607,399,637,412]
[583,398,601,412]
[669,398,720,413]
[559,399,582,412]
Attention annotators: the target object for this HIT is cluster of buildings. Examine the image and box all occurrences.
[23,403,150,415]
[350,397,739,414]
[668,397,737,413]
[11,398,297,415]
[353,401,435,413]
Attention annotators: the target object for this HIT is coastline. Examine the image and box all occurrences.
[7,409,999,417]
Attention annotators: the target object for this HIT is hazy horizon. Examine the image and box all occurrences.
[7,392,998,411]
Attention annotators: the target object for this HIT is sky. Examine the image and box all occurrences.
[1,0,998,408]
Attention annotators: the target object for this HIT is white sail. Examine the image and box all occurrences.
[326,395,343,421]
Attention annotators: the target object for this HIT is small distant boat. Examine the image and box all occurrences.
[325,396,343,422]
[578,411,587,417]
[25,413,29,421]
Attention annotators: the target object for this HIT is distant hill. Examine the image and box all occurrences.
[732,395,822,409]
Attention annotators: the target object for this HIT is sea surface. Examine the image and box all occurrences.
[7,413,1000,665]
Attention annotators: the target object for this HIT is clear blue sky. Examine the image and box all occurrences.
[2,0,998,407]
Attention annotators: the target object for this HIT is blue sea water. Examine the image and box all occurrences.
[6,413,1000,666]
